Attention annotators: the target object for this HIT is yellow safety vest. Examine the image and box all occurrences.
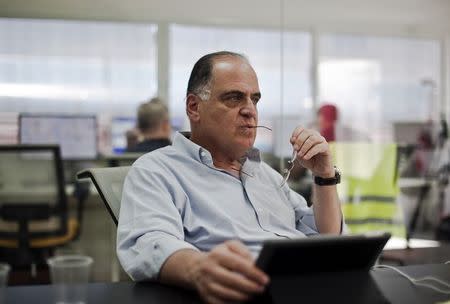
[331,143,406,237]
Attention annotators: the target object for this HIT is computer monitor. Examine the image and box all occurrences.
[19,114,97,160]
[111,116,136,154]
[111,116,191,154]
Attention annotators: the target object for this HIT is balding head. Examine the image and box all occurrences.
[186,51,249,100]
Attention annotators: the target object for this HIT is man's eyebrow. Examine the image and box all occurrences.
[218,90,245,98]
[252,92,261,99]
[218,91,261,99]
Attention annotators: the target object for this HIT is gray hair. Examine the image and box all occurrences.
[137,97,168,132]
[186,51,248,100]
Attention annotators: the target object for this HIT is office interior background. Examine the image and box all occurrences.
[0,0,449,284]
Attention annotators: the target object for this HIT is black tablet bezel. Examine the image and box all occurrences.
[256,232,391,275]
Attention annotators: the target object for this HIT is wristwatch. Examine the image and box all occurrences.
[314,167,341,186]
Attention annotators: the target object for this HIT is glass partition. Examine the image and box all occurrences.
[0,19,158,115]
[319,34,441,142]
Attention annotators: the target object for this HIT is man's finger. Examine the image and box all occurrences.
[207,281,251,302]
[298,135,323,157]
[226,240,254,260]
[207,262,265,294]
[216,250,269,286]
[303,143,328,160]
[290,126,305,144]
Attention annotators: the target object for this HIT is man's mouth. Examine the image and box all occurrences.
[240,125,272,131]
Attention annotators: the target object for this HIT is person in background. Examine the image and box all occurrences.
[317,103,338,142]
[126,97,172,153]
[317,103,370,142]
[125,127,141,151]
[118,51,343,303]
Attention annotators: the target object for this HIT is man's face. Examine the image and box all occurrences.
[196,57,261,157]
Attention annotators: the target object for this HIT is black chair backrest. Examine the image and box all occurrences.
[0,145,68,241]
[77,166,130,226]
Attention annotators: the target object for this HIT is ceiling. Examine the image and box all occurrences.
[0,0,449,36]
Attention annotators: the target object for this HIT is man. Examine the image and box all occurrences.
[117,51,343,304]
[126,97,172,152]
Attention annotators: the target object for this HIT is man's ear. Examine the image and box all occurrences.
[186,94,201,122]
[162,119,171,136]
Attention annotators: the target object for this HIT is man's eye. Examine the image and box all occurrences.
[224,95,242,103]
[252,98,260,105]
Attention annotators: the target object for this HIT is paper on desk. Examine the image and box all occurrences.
[384,236,440,250]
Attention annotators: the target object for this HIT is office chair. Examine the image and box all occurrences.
[0,145,82,283]
[331,143,406,238]
[77,166,130,226]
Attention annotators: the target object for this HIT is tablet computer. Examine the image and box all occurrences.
[256,232,391,275]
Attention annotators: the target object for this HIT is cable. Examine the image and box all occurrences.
[374,265,450,295]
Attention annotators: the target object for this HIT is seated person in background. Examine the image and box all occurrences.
[317,103,370,142]
[117,51,343,303]
[126,97,172,152]
[125,127,141,151]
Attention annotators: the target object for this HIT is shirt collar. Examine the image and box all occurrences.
[172,131,262,165]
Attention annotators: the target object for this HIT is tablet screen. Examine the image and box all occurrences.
[256,232,390,275]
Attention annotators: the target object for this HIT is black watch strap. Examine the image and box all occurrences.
[314,167,341,186]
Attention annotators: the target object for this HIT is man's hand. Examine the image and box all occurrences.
[187,240,269,304]
[290,126,334,178]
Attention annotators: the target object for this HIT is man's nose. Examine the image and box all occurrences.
[240,98,257,118]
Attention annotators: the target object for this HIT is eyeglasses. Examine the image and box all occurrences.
[280,150,298,187]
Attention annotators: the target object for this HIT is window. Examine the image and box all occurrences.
[319,34,440,141]
[0,19,158,115]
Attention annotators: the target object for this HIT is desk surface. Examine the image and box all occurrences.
[5,264,449,304]
[398,177,431,188]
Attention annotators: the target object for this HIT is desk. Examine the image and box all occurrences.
[398,177,434,244]
[5,264,449,304]
[398,177,431,189]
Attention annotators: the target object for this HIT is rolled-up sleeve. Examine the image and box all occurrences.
[117,165,198,281]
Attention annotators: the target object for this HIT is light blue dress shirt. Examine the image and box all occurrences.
[117,132,320,280]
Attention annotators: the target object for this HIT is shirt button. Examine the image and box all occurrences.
[200,151,206,157]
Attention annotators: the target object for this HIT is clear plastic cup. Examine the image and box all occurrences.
[0,263,10,304]
[47,255,93,304]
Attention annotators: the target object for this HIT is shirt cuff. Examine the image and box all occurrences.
[151,236,199,278]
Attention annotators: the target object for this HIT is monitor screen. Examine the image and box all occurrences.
[111,116,189,154]
[111,117,136,154]
[393,121,428,145]
[19,114,97,160]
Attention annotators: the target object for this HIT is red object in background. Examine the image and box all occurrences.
[318,104,338,142]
